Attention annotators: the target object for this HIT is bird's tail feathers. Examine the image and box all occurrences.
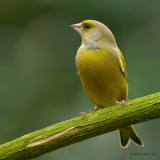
[118,125,143,148]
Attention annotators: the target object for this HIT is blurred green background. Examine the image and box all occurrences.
[0,0,160,159]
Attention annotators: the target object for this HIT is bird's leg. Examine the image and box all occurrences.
[115,98,130,106]
[79,106,99,119]
[89,106,99,113]
[126,98,130,101]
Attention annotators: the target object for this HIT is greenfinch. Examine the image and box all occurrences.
[71,20,143,148]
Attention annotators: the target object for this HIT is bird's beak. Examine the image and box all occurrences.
[70,23,82,34]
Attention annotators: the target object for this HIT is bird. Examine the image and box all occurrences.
[71,20,143,148]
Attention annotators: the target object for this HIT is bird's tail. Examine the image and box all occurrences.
[118,125,143,148]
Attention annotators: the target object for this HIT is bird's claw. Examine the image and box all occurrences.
[79,112,87,119]
[115,98,130,106]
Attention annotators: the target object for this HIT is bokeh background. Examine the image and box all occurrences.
[0,0,160,159]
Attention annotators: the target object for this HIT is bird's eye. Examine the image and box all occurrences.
[84,24,90,29]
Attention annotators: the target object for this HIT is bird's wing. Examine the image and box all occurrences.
[115,48,128,82]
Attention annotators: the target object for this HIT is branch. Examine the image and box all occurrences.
[0,92,160,160]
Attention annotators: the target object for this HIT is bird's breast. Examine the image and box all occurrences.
[76,47,128,107]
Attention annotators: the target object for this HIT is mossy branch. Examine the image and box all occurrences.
[0,92,160,160]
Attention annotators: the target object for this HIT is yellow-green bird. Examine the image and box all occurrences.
[71,20,143,148]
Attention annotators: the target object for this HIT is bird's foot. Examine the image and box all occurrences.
[79,112,87,119]
[89,107,99,113]
[115,98,130,106]
[79,107,99,119]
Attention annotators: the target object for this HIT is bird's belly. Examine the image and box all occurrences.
[76,49,128,107]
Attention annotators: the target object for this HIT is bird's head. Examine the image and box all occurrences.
[71,20,117,49]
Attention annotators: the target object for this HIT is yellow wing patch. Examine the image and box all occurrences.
[115,48,128,82]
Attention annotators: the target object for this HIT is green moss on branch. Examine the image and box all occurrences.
[0,92,160,160]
